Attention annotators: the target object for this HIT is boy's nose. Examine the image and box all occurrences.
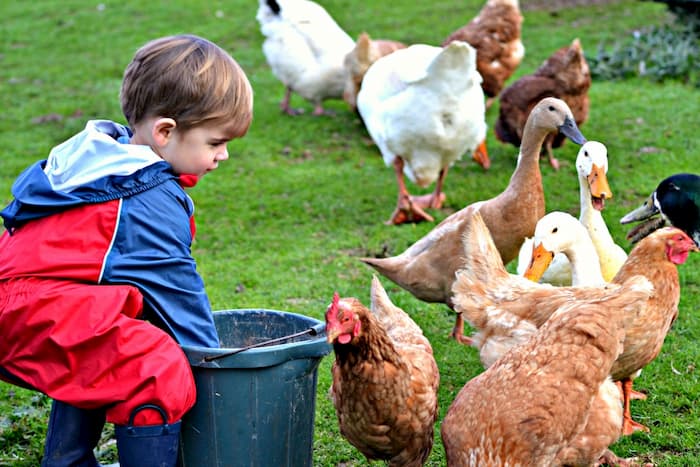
[218,147,229,161]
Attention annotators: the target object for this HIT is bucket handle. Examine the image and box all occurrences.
[204,322,326,362]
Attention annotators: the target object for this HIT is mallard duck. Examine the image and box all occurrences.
[517,141,626,284]
[256,0,355,115]
[357,40,489,225]
[621,172,700,247]
[361,97,586,316]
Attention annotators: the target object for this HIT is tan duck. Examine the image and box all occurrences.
[361,97,586,333]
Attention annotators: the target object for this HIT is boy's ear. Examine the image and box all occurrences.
[152,118,177,147]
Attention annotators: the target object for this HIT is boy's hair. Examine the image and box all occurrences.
[120,34,253,132]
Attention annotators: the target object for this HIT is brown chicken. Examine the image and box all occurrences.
[442,0,524,107]
[343,32,406,111]
[495,38,591,170]
[451,211,699,435]
[441,273,652,466]
[325,275,440,466]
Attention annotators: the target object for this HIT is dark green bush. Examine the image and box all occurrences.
[588,16,699,85]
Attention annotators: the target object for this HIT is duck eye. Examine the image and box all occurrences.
[548,105,555,111]
[552,227,558,233]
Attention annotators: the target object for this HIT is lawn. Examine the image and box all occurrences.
[1,0,699,466]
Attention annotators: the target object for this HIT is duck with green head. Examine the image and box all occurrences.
[621,173,700,247]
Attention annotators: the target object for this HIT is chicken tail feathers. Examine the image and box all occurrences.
[451,210,512,330]
[370,275,427,343]
[266,0,281,15]
[459,210,510,286]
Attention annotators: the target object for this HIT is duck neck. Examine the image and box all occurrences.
[510,118,546,190]
[565,235,606,286]
[578,176,616,248]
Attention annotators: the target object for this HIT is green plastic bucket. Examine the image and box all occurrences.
[178,309,331,467]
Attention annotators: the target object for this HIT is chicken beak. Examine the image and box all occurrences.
[588,164,612,200]
[620,196,658,224]
[326,326,341,344]
[471,139,490,170]
[523,242,555,282]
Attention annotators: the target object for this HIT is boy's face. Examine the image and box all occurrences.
[161,120,245,178]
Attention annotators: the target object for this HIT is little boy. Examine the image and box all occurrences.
[0,34,253,467]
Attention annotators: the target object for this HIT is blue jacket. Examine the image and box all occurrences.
[0,120,219,347]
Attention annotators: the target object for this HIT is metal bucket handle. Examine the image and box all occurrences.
[203,322,326,362]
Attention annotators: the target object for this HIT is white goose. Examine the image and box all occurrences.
[256,0,355,115]
[357,40,489,225]
[517,141,626,284]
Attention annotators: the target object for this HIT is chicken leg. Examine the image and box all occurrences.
[410,167,448,211]
[312,102,336,116]
[617,379,650,435]
[386,157,440,225]
[280,87,304,115]
[450,314,473,345]
[543,138,560,170]
[387,140,489,225]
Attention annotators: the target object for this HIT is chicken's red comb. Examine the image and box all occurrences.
[326,291,340,319]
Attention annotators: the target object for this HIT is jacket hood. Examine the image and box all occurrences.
[2,120,174,232]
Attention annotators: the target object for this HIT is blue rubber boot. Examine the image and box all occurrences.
[114,405,181,467]
[41,400,107,467]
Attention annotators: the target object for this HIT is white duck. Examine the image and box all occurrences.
[357,40,489,225]
[517,141,626,284]
[256,0,355,115]
[520,211,606,286]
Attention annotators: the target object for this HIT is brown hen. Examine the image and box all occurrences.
[441,272,653,466]
[495,38,591,170]
[442,0,524,106]
[342,32,406,111]
[451,211,699,436]
[325,275,439,466]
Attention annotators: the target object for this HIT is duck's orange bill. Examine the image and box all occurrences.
[523,242,555,282]
[588,164,612,199]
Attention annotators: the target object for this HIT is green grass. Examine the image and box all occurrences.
[1,0,699,465]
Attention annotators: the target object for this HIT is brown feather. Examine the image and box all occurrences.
[453,211,695,384]
[441,272,651,465]
[495,38,591,157]
[442,0,524,98]
[326,276,439,466]
[343,32,406,110]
